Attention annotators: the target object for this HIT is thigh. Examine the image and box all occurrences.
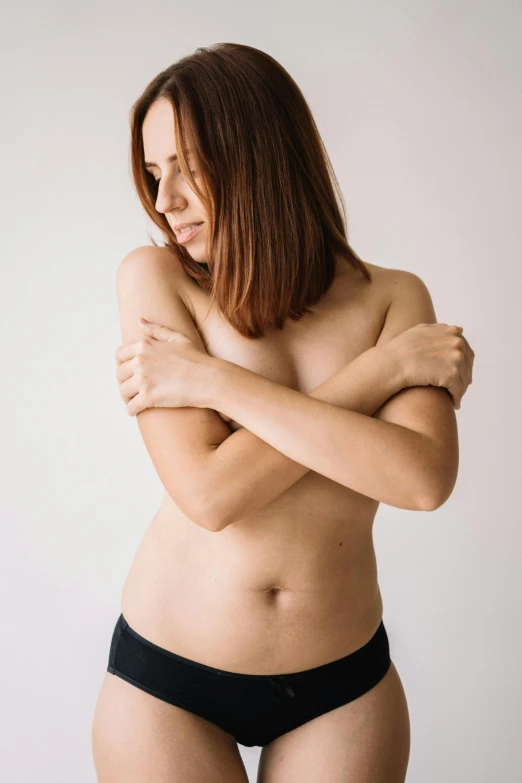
[257,661,410,783]
[92,672,250,783]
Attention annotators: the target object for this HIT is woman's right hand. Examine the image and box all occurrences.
[383,323,475,410]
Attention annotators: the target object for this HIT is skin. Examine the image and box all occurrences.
[92,97,474,782]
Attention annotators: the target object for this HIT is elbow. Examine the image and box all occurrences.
[416,467,458,512]
[193,452,231,532]
[200,501,237,532]
[203,503,233,532]
[196,476,235,532]
[417,492,446,512]
[414,437,459,512]
[191,502,224,533]
[164,488,224,533]
[200,511,226,533]
[196,496,229,533]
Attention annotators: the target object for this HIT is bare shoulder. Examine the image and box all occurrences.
[117,244,187,281]
[116,244,196,313]
[363,263,437,347]
[364,262,433,308]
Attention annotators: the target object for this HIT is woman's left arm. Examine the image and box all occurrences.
[201,270,459,512]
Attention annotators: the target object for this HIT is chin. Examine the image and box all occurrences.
[188,248,209,265]
[189,242,210,265]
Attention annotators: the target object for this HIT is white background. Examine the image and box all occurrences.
[1,1,520,780]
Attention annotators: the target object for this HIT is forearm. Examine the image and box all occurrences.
[203,348,435,524]
[202,347,405,529]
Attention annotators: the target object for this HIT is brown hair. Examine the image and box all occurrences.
[129,42,372,339]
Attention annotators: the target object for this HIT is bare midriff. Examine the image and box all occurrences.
[120,258,391,675]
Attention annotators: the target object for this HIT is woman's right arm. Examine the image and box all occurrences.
[115,247,405,531]
[206,349,402,527]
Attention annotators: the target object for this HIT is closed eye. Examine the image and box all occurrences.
[152,170,198,184]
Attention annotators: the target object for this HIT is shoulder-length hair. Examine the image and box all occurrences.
[129,42,372,339]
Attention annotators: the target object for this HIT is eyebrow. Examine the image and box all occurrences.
[144,151,193,169]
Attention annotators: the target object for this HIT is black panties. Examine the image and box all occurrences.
[107,612,391,748]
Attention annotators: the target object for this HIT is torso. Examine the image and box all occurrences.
[120,256,394,674]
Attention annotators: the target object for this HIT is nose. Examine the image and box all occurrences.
[155,181,187,215]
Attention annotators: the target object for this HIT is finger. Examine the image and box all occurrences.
[116,358,135,384]
[448,384,462,410]
[460,336,474,386]
[467,343,474,383]
[458,345,471,389]
[455,364,468,411]
[127,392,147,416]
[139,318,184,342]
[115,341,140,363]
[449,388,461,409]
[453,332,472,390]
[119,375,139,404]
[139,319,168,341]
[464,347,473,386]
[446,362,465,410]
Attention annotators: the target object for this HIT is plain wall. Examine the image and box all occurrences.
[1,1,520,780]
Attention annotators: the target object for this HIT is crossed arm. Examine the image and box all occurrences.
[199,348,408,529]
[116,248,458,531]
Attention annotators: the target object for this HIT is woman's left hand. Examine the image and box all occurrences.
[114,316,214,416]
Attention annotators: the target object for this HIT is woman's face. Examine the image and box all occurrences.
[142,98,208,263]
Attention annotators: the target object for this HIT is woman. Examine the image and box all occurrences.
[92,43,474,782]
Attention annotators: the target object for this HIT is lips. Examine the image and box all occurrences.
[174,222,203,232]
[174,222,204,244]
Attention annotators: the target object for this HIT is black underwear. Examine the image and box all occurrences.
[107,612,391,748]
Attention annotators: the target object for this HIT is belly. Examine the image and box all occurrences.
[120,475,383,674]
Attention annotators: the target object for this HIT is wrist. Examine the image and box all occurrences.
[372,344,406,392]
[196,356,234,410]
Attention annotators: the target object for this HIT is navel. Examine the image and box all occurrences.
[265,586,286,596]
